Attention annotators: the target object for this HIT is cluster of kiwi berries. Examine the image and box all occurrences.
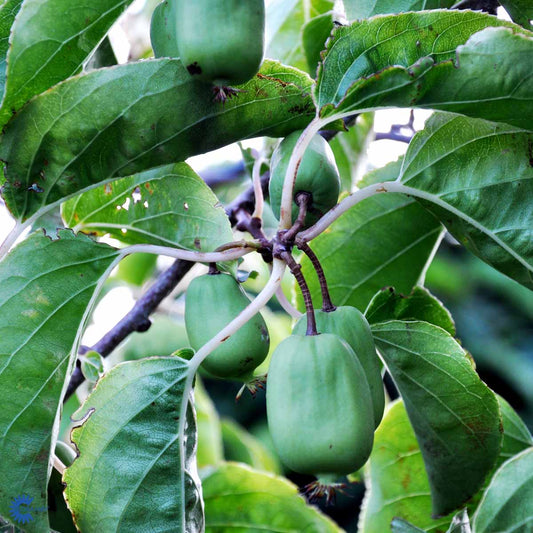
[185,129,383,498]
[151,0,383,499]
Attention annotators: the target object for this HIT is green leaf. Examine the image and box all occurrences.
[371,321,502,516]
[0,0,133,128]
[359,400,454,533]
[266,0,334,74]
[472,447,533,532]
[499,0,533,31]
[316,11,533,129]
[63,356,203,532]
[365,286,455,336]
[0,59,314,223]
[221,418,282,475]
[195,379,224,469]
[0,230,119,531]
[361,395,531,532]
[202,462,341,532]
[329,113,374,192]
[398,112,533,289]
[0,0,24,102]
[344,0,455,20]
[62,163,233,251]
[297,160,442,312]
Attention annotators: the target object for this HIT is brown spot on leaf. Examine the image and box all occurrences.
[194,238,201,250]
[256,73,290,87]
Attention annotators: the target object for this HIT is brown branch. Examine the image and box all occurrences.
[64,259,193,401]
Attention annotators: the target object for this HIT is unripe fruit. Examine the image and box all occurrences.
[185,273,269,380]
[266,333,374,476]
[150,1,179,58]
[175,0,265,86]
[269,131,340,228]
[293,306,385,428]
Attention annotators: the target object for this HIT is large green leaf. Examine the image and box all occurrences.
[0,0,24,103]
[360,396,532,532]
[371,321,502,516]
[0,59,314,223]
[266,0,334,74]
[0,230,119,531]
[297,160,443,312]
[316,11,533,130]
[0,0,133,128]
[62,163,233,251]
[202,462,341,532]
[63,356,203,532]
[344,0,454,20]
[398,112,533,289]
[473,447,533,532]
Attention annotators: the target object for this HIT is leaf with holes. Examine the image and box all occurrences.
[63,356,203,532]
[316,11,533,130]
[0,230,119,531]
[62,163,233,251]
[0,59,314,224]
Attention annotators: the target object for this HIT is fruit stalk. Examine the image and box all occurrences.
[297,241,335,312]
[279,250,317,336]
[282,192,310,242]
